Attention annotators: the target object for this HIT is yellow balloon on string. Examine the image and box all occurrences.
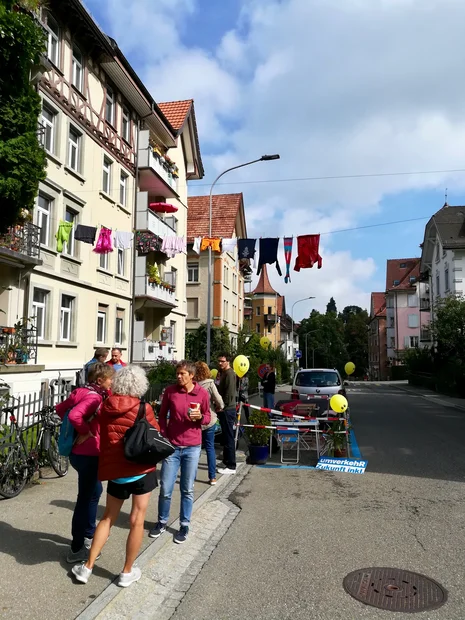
[330,394,348,414]
[233,355,250,378]
[260,336,271,350]
[210,368,218,379]
[344,362,355,376]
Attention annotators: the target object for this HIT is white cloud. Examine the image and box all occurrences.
[96,0,465,312]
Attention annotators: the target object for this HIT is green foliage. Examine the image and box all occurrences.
[403,347,434,374]
[0,2,47,232]
[146,360,177,385]
[185,324,232,362]
[245,409,272,446]
[298,302,369,376]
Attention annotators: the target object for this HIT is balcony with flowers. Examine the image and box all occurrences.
[138,130,179,198]
[0,210,42,269]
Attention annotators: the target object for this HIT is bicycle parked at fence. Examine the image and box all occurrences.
[0,404,68,499]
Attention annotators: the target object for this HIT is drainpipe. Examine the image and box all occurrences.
[129,119,141,364]
[395,290,399,363]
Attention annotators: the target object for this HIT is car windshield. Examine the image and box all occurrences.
[295,371,340,388]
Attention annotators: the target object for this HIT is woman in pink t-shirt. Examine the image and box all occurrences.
[56,362,114,564]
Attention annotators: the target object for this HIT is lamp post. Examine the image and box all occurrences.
[206,154,280,365]
[291,296,315,376]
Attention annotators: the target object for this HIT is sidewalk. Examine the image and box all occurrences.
[0,450,242,620]
[391,382,465,412]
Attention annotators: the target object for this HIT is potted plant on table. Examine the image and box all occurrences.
[326,419,348,457]
[245,409,272,465]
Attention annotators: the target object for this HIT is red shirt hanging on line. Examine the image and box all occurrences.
[294,234,322,271]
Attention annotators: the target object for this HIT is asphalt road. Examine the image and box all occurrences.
[172,384,465,620]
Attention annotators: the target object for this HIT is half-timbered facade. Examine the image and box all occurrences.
[0,0,203,392]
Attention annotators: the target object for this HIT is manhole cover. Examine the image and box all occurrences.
[343,567,447,613]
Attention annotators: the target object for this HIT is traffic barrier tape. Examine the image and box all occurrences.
[243,403,340,421]
[239,423,348,434]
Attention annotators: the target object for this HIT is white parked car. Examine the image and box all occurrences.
[291,368,346,401]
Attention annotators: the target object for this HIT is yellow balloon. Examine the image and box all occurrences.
[330,394,348,414]
[260,336,271,350]
[344,362,355,376]
[233,355,250,378]
[210,368,218,379]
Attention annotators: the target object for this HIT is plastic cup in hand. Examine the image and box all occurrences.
[189,402,201,420]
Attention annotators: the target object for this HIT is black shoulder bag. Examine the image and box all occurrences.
[124,400,174,465]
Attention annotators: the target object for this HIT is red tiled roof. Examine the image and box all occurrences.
[386,258,420,291]
[187,194,243,241]
[371,292,386,318]
[158,100,192,131]
[252,264,278,295]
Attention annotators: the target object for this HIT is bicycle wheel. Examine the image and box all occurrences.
[0,442,29,499]
[47,428,69,477]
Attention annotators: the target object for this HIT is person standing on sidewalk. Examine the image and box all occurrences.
[72,365,159,587]
[262,364,276,410]
[107,348,127,372]
[55,363,114,564]
[195,361,224,486]
[149,361,210,544]
[217,353,237,475]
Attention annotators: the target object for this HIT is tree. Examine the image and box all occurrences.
[298,310,347,372]
[343,308,369,376]
[0,2,47,232]
[185,324,232,362]
[326,297,337,314]
[339,305,364,324]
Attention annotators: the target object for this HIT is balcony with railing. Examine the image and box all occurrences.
[136,191,177,241]
[133,339,174,363]
[420,328,432,342]
[135,275,177,309]
[0,222,42,268]
[420,297,431,311]
[138,130,179,198]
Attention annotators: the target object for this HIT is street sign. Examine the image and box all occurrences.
[316,457,367,474]
[295,350,302,359]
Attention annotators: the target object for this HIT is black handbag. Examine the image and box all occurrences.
[124,400,174,465]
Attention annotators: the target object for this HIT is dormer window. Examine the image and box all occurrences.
[393,279,400,286]
[400,262,407,268]
[409,276,416,284]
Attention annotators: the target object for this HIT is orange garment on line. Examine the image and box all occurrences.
[200,237,221,252]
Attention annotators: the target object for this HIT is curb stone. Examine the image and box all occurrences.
[76,464,251,620]
[392,383,465,412]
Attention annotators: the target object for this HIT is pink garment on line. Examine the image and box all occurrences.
[161,236,186,258]
[93,227,113,254]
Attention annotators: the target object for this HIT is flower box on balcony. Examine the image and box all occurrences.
[159,341,167,347]
[3,327,16,334]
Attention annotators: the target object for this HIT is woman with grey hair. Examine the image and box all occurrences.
[72,365,159,588]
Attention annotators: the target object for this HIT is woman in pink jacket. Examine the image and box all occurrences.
[56,362,114,564]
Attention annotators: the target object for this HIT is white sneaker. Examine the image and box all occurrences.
[72,562,92,584]
[217,467,236,475]
[118,566,142,588]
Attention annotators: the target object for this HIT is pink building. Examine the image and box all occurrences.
[385,258,431,366]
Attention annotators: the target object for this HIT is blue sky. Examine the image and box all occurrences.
[86,0,465,320]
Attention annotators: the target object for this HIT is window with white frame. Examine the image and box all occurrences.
[46,14,60,66]
[64,208,77,256]
[119,172,128,206]
[121,106,130,142]
[105,86,115,125]
[41,104,57,153]
[96,304,107,343]
[71,45,83,92]
[408,314,419,328]
[115,308,124,345]
[37,194,51,246]
[187,263,199,283]
[117,248,125,276]
[68,126,81,172]
[99,252,109,270]
[32,288,48,340]
[223,265,228,286]
[102,156,112,194]
[60,295,74,341]
[404,335,419,348]
[223,299,228,323]
[445,264,450,291]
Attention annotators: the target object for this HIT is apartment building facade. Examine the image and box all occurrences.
[368,292,387,380]
[185,194,247,348]
[0,1,202,392]
[420,204,465,306]
[385,258,431,365]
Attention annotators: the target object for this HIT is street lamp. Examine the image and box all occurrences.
[291,297,315,376]
[206,154,280,364]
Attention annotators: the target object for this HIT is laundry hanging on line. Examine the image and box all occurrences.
[294,234,322,271]
[284,237,293,283]
[161,236,186,258]
[74,224,97,245]
[93,227,113,254]
[55,220,74,253]
[113,231,133,250]
[136,231,162,254]
[256,238,282,276]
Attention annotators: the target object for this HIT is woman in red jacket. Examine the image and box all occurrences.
[72,365,159,588]
[55,362,114,564]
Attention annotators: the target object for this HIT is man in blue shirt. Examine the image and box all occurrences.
[83,348,109,382]
[107,348,127,372]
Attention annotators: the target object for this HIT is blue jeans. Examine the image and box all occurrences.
[158,445,201,527]
[202,425,217,481]
[69,454,103,552]
[264,392,275,410]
